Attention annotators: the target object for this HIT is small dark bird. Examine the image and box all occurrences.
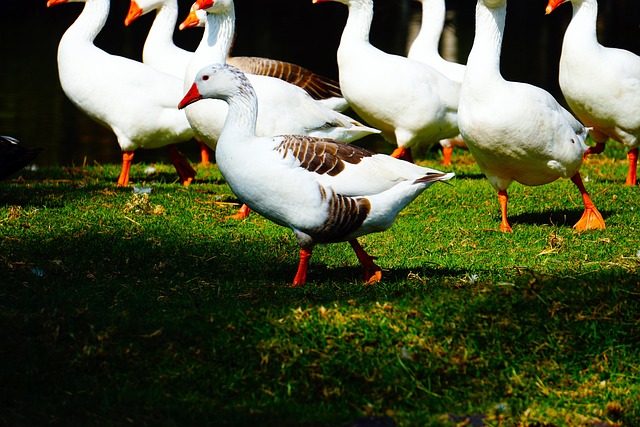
[0,136,43,180]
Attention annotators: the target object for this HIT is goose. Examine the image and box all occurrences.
[407,0,467,166]
[179,0,379,220]
[546,0,640,186]
[47,0,196,187]
[313,0,460,163]
[181,0,378,148]
[126,0,345,107]
[0,136,43,181]
[458,0,604,232]
[179,63,453,285]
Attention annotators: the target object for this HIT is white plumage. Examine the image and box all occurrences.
[179,64,453,286]
[457,0,605,232]
[314,0,460,163]
[546,0,640,186]
[47,0,196,186]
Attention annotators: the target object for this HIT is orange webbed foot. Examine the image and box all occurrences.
[226,204,251,220]
[573,206,605,231]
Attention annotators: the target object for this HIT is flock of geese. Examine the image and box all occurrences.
[10,0,637,285]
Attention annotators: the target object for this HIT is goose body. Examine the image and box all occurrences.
[314,0,460,162]
[0,136,43,181]
[48,0,195,186]
[457,0,604,232]
[407,0,467,165]
[179,64,453,285]
[546,0,640,186]
[181,0,379,153]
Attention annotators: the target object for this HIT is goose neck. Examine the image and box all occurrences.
[65,0,109,43]
[145,1,179,52]
[466,1,505,82]
[220,85,259,141]
[341,0,374,45]
[564,0,599,49]
[202,9,235,63]
[416,0,446,53]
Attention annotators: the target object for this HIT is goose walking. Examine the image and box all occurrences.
[47,0,196,187]
[313,0,460,163]
[546,0,640,186]
[179,64,453,286]
[457,0,605,232]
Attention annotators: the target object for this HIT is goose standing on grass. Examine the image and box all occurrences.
[407,0,467,166]
[180,0,380,219]
[0,136,43,181]
[179,64,454,286]
[47,0,196,187]
[457,0,605,232]
[313,0,460,163]
[546,0,640,186]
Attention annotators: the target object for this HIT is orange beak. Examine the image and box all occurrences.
[179,9,201,30]
[195,0,214,10]
[545,0,566,14]
[124,1,143,26]
[178,83,203,109]
[47,0,68,7]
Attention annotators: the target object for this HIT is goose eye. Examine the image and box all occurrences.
[202,75,210,81]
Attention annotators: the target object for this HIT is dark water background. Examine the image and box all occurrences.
[0,0,638,167]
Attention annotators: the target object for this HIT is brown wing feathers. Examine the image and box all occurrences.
[227,56,343,100]
[275,135,374,176]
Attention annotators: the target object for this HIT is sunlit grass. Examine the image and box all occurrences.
[0,145,638,426]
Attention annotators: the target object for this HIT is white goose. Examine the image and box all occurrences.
[407,0,467,166]
[546,0,640,186]
[179,64,454,286]
[313,0,460,163]
[47,0,196,187]
[457,0,605,232]
[125,0,346,107]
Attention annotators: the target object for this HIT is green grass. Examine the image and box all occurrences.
[1,145,638,427]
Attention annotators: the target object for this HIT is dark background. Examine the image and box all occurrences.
[0,0,638,166]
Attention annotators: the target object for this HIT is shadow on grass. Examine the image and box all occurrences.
[509,208,614,229]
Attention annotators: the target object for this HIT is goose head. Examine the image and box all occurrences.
[545,0,570,14]
[194,0,234,14]
[179,2,206,30]
[179,64,251,109]
[125,0,169,26]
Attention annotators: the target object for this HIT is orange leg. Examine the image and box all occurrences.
[584,141,606,159]
[117,151,135,186]
[497,190,513,233]
[292,248,313,287]
[390,146,414,163]
[441,145,453,166]
[169,145,196,186]
[199,140,211,166]
[349,240,382,285]
[570,172,605,231]
[226,204,251,220]
[625,147,638,186]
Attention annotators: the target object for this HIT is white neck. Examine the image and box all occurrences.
[219,84,259,142]
[340,0,374,47]
[62,0,109,44]
[143,1,180,62]
[563,0,600,52]
[465,1,505,85]
[412,0,446,55]
[186,9,235,88]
